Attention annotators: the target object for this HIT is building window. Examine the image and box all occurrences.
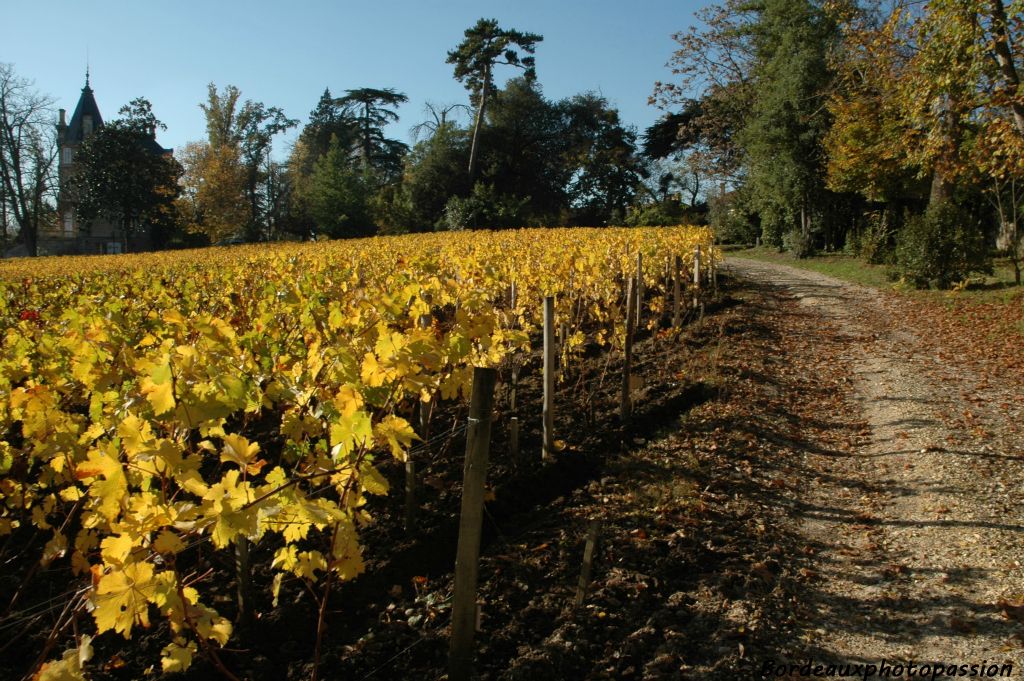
[62,148,73,165]
[105,242,123,255]
[63,213,74,236]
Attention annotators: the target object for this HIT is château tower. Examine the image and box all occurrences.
[45,72,170,255]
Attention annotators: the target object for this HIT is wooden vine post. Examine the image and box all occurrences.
[672,255,683,328]
[509,284,520,462]
[542,296,556,461]
[235,537,254,630]
[574,520,601,610]
[635,251,644,328]
[620,277,636,420]
[711,238,718,292]
[509,362,520,462]
[449,367,498,681]
[693,245,702,314]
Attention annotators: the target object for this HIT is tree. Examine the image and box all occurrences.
[176,141,248,243]
[295,89,354,172]
[200,84,297,240]
[0,63,57,256]
[476,78,569,222]
[740,0,837,249]
[447,18,542,183]
[303,135,373,238]
[561,93,643,224]
[335,88,409,180]
[71,98,181,250]
[399,121,470,229]
[410,101,470,142]
[824,0,1020,274]
[650,0,759,186]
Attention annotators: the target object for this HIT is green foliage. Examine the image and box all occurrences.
[477,79,569,221]
[894,202,992,288]
[448,18,544,182]
[782,228,815,258]
[395,79,641,230]
[71,99,182,247]
[335,88,409,180]
[447,18,543,102]
[441,183,528,230]
[287,87,410,237]
[401,123,470,229]
[708,187,760,243]
[624,201,686,227]
[741,0,836,241]
[562,93,643,224]
[847,210,896,264]
[305,136,373,238]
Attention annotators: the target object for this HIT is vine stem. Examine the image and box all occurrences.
[174,564,242,681]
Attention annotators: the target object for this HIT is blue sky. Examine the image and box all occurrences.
[7,0,703,156]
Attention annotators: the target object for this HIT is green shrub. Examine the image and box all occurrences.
[624,202,682,227]
[707,190,760,244]
[783,229,815,258]
[440,184,529,230]
[849,210,895,264]
[893,202,991,288]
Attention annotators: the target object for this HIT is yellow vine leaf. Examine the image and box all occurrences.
[152,529,184,555]
[360,352,385,387]
[220,433,263,474]
[93,560,156,638]
[329,410,373,460]
[332,384,364,417]
[194,609,232,647]
[359,462,389,496]
[40,532,67,567]
[77,446,127,522]
[161,640,196,673]
[100,534,135,565]
[32,635,91,681]
[140,360,175,416]
[201,470,256,548]
[117,415,154,456]
[332,516,365,581]
[373,415,418,461]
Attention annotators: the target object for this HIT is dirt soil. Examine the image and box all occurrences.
[6,259,1024,680]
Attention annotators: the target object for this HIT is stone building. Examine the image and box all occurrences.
[38,74,171,255]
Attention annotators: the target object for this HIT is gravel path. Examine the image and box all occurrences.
[726,257,1024,675]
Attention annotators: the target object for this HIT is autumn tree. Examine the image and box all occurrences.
[447,18,542,183]
[176,141,248,243]
[824,0,1021,280]
[0,63,58,256]
[200,83,296,240]
[650,0,758,186]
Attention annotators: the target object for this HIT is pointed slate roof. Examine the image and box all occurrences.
[65,78,104,145]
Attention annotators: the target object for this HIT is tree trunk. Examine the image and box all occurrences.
[989,0,1024,136]
[24,224,37,257]
[929,169,955,207]
[467,66,490,185]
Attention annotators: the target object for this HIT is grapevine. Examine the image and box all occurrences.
[0,225,716,678]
